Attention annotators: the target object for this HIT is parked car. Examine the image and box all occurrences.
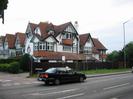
[37,67,86,85]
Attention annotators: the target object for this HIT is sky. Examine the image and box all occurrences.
[0,0,133,53]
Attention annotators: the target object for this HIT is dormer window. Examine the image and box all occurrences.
[35,27,41,35]
[48,30,54,35]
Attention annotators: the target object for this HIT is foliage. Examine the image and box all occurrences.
[0,58,20,64]
[125,42,133,66]
[20,54,31,72]
[107,41,133,67]
[8,62,20,74]
[0,63,10,72]
[0,0,8,10]
[0,62,21,73]
[106,51,119,62]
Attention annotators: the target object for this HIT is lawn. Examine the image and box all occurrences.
[80,68,130,75]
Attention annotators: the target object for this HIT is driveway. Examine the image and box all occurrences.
[0,72,41,87]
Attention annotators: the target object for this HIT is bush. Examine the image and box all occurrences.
[20,54,31,72]
[0,58,20,64]
[8,62,20,74]
[0,64,10,72]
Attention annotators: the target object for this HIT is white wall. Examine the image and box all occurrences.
[92,54,99,60]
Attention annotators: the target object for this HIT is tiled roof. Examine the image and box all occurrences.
[54,22,71,36]
[92,47,99,54]
[79,33,92,46]
[33,51,96,61]
[15,32,26,46]
[38,22,49,38]
[92,38,107,50]
[62,39,73,45]
[5,34,16,49]
[29,22,38,33]
[30,22,72,40]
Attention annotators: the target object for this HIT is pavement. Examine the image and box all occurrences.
[86,71,131,78]
[0,70,131,80]
[0,71,132,88]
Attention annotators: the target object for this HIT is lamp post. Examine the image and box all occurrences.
[123,18,133,68]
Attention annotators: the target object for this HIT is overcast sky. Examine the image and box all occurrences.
[0,0,133,53]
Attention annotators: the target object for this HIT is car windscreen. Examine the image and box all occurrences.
[45,68,57,73]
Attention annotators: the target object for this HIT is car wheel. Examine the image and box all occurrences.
[55,79,60,85]
[79,77,84,82]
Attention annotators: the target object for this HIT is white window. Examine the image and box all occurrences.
[73,45,77,52]
[83,47,92,54]
[34,42,38,51]
[63,46,71,51]
[63,33,72,39]
[47,42,54,51]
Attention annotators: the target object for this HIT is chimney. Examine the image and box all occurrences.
[74,21,79,32]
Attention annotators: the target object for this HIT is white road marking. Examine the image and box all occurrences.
[110,98,118,99]
[57,93,84,99]
[13,83,21,85]
[30,88,78,96]
[2,83,12,86]
[103,83,130,90]
[1,80,12,82]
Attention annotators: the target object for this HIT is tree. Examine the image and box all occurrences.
[0,0,8,24]
[20,54,31,72]
[125,41,133,67]
[106,51,119,62]
[107,41,133,68]
[0,0,8,10]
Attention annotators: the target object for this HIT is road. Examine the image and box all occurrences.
[0,73,133,99]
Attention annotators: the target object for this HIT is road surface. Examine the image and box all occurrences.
[0,72,133,99]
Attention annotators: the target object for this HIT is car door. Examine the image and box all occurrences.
[66,70,79,82]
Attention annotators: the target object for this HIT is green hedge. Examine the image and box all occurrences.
[0,62,21,74]
[0,58,21,64]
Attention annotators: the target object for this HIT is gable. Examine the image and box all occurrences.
[84,38,94,47]
[25,24,32,33]
[45,36,57,42]
[64,25,76,33]
[31,35,40,43]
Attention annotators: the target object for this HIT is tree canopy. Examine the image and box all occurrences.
[0,0,8,10]
[107,41,133,67]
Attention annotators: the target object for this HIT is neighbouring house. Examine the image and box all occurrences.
[15,32,26,56]
[0,32,26,59]
[25,21,80,62]
[79,33,107,62]
[0,36,5,58]
[79,33,96,61]
[92,38,107,62]
[2,34,16,58]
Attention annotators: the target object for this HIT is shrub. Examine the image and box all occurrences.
[20,54,31,72]
[8,62,20,74]
[0,64,10,72]
[0,58,20,64]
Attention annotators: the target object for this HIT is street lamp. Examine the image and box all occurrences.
[123,18,133,68]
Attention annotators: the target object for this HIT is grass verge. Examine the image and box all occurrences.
[80,68,130,75]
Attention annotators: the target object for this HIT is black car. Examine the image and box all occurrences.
[37,67,86,85]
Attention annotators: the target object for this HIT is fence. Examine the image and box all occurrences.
[33,61,125,73]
